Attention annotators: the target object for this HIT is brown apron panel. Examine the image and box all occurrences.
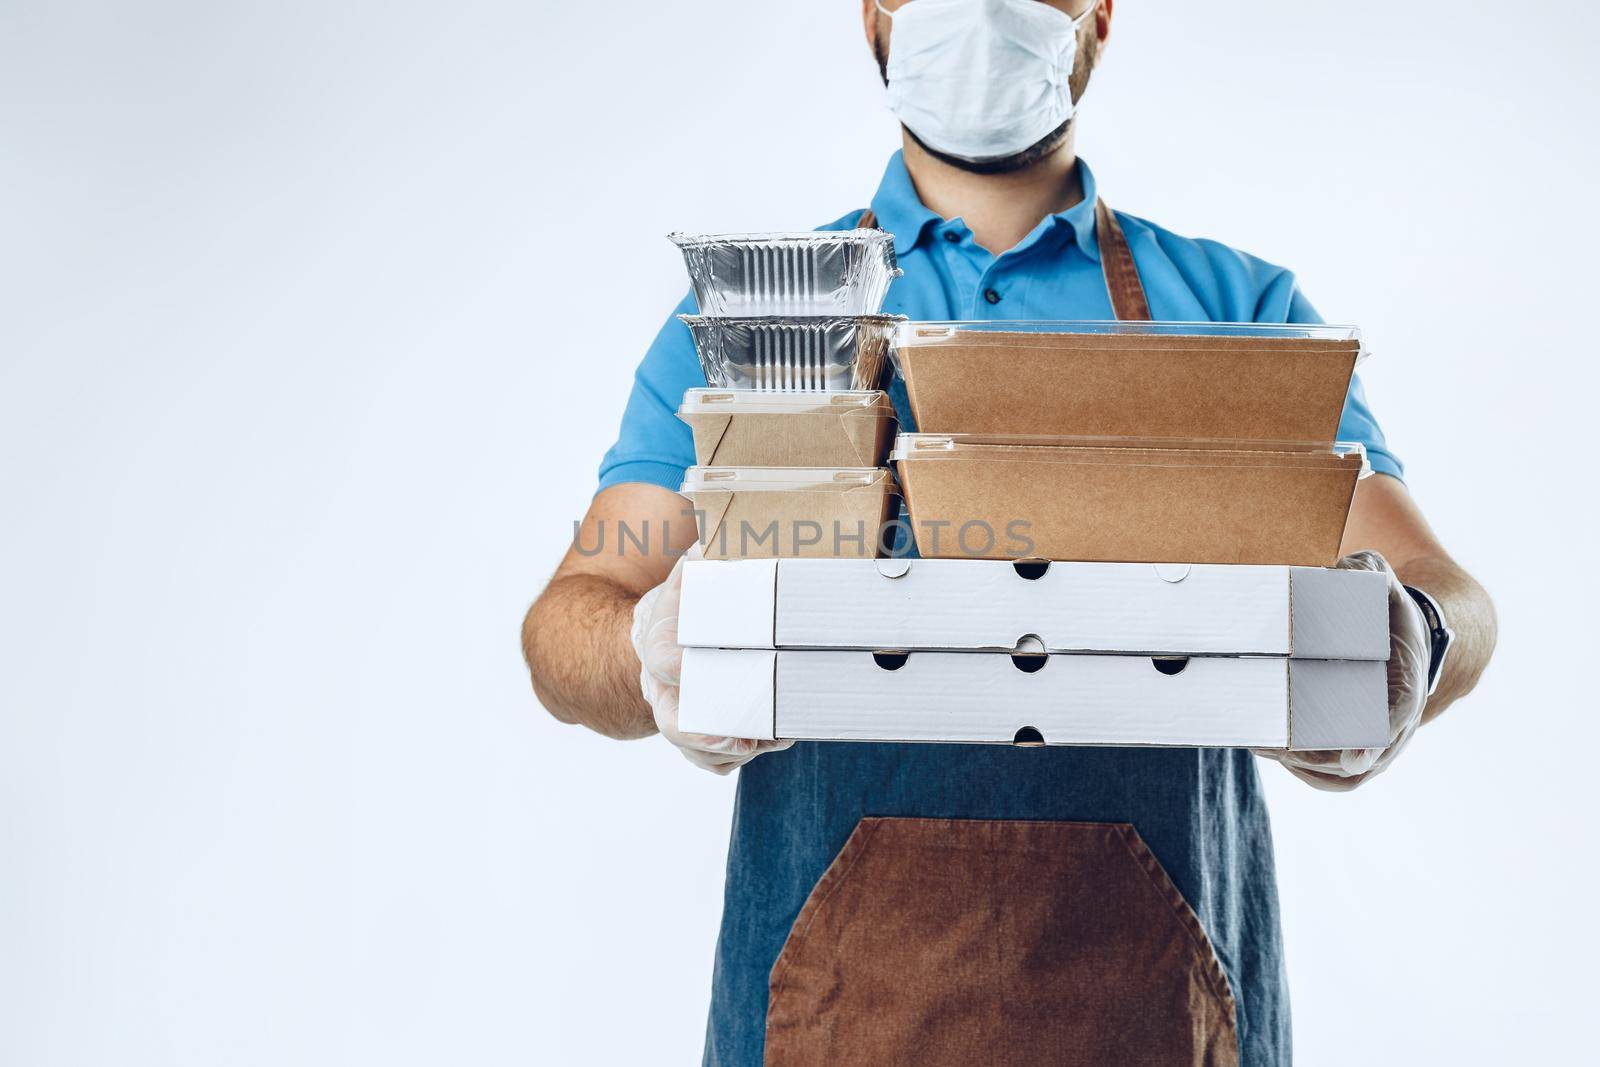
[764,818,1238,1067]
[1095,197,1152,322]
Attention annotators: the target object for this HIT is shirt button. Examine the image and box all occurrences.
[983,288,1002,304]
[943,231,961,243]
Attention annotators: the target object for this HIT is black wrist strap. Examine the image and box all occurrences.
[1403,584,1452,697]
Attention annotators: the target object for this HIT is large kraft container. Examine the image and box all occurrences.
[892,434,1368,566]
[893,321,1364,442]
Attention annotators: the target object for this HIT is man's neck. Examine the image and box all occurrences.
[900,132,1084,256]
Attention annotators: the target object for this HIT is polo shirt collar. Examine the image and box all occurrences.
[866,150,1104,262]
[1058,157,1101,263]
[867,150,943,255]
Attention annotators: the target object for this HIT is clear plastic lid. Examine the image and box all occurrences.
[681,466,897,494]
[898,320,1361,343]
[890,433,1371,476]
[679,314,903,391]
[679,388,893,415]
[669,230,902,317]
[890,432,1365,454]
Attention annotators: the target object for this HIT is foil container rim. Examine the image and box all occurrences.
[667,229,895,249]
[678,313,907,329]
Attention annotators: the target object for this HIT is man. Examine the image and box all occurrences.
[523,1,1497,1063]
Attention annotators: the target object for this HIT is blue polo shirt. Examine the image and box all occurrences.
[600,152,1402,492]
[600,153,1402,1067]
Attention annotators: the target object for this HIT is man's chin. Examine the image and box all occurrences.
[908,118,1075,175]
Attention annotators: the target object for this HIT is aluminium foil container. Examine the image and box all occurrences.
[669,230,901,316]
[679,315,904,391]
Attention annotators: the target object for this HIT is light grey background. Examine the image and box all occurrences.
[2,1,1595,1063]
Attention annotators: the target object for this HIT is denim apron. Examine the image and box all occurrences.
[702,202,1289,1067]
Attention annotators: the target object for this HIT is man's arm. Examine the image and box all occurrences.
[522,483,698,739]
[1339,473,1497,722]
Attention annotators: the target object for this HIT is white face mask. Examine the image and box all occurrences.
[877,0,1098,163]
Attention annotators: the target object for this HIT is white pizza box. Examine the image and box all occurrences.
[678,558,1388,660]
[678,648,1387,751]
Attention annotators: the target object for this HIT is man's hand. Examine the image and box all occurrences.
[1255,550,1429,790]
[524,481,794,772]
[1254,473,1496,790]
[523,483,695,740]
[631,549,794,775]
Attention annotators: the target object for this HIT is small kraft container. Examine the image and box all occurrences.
[891,434,1370,567]
[680,466,901,560]
[678,389,898,467]
[669,230,901,316]
[893,320,1365,441]
[680,315,903,391]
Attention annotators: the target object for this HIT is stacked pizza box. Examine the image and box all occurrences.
[676,557,1389,751]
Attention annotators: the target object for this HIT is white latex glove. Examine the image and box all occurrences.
[1255,549,1431,791]
[630,548,794,775]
